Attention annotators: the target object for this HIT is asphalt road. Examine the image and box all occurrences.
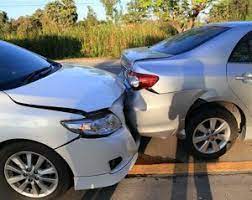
[64,174,252,200]
[59,58,252,200]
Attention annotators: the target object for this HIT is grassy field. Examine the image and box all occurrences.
[3,22,171,59]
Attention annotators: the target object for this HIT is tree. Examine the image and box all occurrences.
[100,0,120,22]
[11,15,42,36]
[0,11,10,35]
[209,0,250,22]
[136,0,215,33]
[33,9,44,22]
[122,0,149,23]
[0,11,8,24]
[44,0,78,27]
[84,6,99,26]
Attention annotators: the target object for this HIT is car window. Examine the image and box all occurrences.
[229,32,252,63]
[0,41,51,90]
[150,26,230,55]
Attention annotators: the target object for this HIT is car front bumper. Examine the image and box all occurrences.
[55,126,139,190]
[74,153,138,190]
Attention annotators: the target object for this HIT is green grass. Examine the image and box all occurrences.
[3,22,170,59]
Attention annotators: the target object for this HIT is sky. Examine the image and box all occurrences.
[0,0,131,20]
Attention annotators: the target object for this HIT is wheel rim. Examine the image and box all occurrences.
[4,151,59,198]
[192,118,231,155]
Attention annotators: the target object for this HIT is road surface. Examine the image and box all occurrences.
[64,174,252,200]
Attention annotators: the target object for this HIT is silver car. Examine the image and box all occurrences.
[0,41,138,199]
[120,22,252,159]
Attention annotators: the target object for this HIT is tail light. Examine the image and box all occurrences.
[127,71,159,90]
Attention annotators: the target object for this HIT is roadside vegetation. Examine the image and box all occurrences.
[0,0,251,59]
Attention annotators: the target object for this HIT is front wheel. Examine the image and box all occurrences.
[186,106,239,160]
[0,141,72,200]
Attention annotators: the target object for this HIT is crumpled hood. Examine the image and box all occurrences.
[5,65,125,113]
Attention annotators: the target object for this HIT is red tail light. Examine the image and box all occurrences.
[127,71,159,90]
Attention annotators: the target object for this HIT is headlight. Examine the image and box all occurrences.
[61,113,122,138]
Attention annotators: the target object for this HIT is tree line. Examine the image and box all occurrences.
[0,0,251,59]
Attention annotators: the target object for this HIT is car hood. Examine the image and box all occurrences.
[121,47,171,68]
[5,65,125,113]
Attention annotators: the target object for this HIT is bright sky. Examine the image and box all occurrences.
[0,0,130,20]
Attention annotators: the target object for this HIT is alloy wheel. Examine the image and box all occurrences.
[4,151,59,198]
[192,118,231,154]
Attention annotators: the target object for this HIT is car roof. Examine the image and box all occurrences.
[209,21,252,28]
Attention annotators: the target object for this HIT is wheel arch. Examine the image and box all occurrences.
[185,98,246,138]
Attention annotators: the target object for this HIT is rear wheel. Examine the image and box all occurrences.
[0,141,72,200]
[186,106,239,160]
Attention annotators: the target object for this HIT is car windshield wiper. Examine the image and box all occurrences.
[21,65,53,84]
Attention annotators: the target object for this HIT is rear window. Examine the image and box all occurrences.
[151,26,229,55]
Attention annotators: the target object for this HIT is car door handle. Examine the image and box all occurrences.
[235,73,252,83]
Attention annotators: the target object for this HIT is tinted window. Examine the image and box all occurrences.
[151,26,229,55]
[0,41,51,89]
[229,32,252,63]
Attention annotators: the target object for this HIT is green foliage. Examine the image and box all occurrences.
[0,11,8,24]
[122,0,149,23]
[1,0,170,59]
[6,34,82,59]
[100,0,121,22]
[11,16,42,36]
[84,6,99,26]
[128,0,215,32]
[1,0,251,59]
[209,0,251,22]
[3,23,169,59]
[0,11,10,35]
[44,0,78,27]
[79,22,168,57]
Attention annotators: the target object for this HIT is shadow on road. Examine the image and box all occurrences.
[139,138,213,200]
[81,185,118,200]
[170,141,213,200]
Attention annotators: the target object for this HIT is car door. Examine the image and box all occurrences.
[227,31,252,114]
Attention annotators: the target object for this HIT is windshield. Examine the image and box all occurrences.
[151,26,229,55]
[0,41,52,90]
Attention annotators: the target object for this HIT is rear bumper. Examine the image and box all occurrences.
[125,90,180,138]
[125,89,196,138]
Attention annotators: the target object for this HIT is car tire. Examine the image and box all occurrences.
[0,141,72,200]
[186,105,239,160]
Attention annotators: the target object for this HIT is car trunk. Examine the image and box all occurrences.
[121,47,170,69]
[119,47,172,89]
